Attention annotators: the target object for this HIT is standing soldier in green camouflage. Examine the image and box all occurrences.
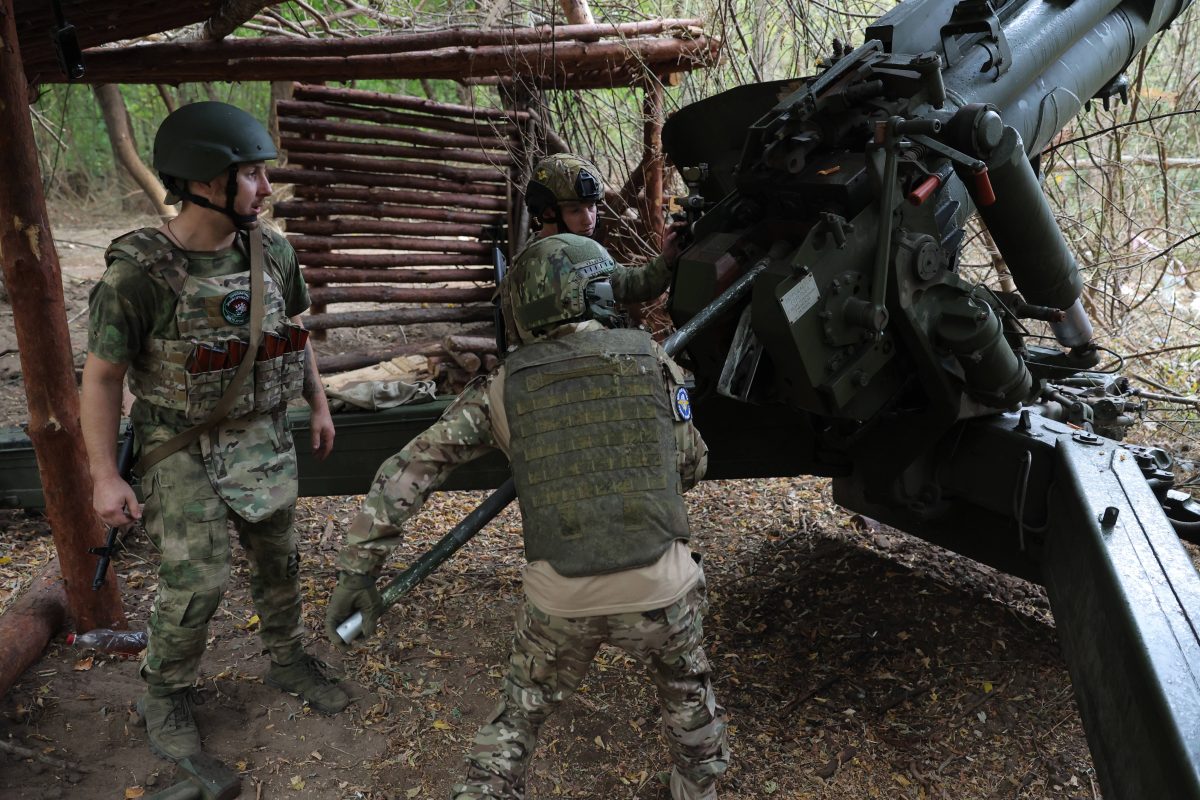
[325,234,728,800]
[80,102,348,763]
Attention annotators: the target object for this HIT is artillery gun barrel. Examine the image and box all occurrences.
[336,261,769,643]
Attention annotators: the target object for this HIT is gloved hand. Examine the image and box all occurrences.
[324,571,383,648]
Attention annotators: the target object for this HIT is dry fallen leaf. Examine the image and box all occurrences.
[432,719,451,730]
[124,787,145,799]
[73,657,93,672]
[290,775,305,791]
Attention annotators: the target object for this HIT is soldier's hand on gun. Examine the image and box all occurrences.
[92,475,142,529]
[661,221,691,269]
[324,571,383,648]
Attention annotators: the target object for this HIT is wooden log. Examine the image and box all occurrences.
[62,36,721,84]
[290,234,490,256]
[279,135,515,167]
[278,116,510,153]
[640,79,666,246]
[446,349,482,373]
[278,99,515,139]
[483,354,500,372]
[298,252,483,268]
[464,63,693,91]
[0,0,126,633]
[302,267,494,284]
[304,305,494,331]
[309,285,495,304]
[283,152,506,184]
[0,559,68,700]
[271,166,507,198]
[293,184,507,212]
[294,83,528,121]
[52,19,706,68]
[560,0,595,24]
[287,218,486,239]
[619,151,650,211]
[276,200,498,226]
[318,341,445,375]
[445,334,500,355]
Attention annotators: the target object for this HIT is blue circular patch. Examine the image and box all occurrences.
[675,387,692,420]
[221,290,251,325]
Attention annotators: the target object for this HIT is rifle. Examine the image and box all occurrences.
[89,421,135,591]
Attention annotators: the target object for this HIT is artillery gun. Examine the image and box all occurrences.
[661,0,1200,796]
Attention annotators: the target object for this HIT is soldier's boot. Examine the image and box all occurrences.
[265,653,350,714]
[136,689,202,762]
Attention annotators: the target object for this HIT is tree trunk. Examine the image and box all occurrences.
[559,0,594,24]
[0,559,68,700]
[93,84,173,220]
[0,0,127,633]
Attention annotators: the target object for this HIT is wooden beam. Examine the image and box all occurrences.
[291,184,507,213]
[282,152,505,184]
[279,135,515,167]
[48,35,721,83]
[304,305,493,331]
[560,0,595,25]
[293,83,529,121]
[285,217,486,239]
[301,267,494,284]
[270,166,507,197]
[274,199,499,226]
[308,285,495,304]
[277,116,511,154]
[0,0,126,632]
[277,99,516,138]
[640,79,666,246]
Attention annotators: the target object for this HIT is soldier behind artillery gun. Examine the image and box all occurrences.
[326,234,729,800]
[496,153,688,348]
[80,102,346,763]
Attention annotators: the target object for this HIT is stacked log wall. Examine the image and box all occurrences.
[270,82,509,374]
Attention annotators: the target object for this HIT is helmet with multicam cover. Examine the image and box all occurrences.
[504,234,623,343]
[153,101,278,228]
[525,154,604,225]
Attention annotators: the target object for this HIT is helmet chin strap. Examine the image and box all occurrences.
[179,166,259,229]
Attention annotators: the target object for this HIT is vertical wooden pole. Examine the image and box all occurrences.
[640,77,665,248]
[0,0,126,632]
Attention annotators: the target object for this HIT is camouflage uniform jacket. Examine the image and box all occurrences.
[88,226,310,521]
[339,320,707,577]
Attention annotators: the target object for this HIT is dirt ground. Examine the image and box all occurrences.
[0,208,1102,799]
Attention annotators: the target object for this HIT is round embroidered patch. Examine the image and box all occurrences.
[221,290,251,325]
[675,387,692,420]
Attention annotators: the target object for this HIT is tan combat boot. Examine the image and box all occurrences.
[136,689,202,762]
[266,653,350,714]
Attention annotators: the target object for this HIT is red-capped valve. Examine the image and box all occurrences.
[973,166,996,207]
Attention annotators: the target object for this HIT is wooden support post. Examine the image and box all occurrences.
[640,78,666,247]
[559,0,595,25]
[0,0,126,633]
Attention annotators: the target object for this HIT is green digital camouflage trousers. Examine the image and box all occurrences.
[139,445,304,695]
[451,579,728,800]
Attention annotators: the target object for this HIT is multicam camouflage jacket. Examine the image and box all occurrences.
[337,320,708,575]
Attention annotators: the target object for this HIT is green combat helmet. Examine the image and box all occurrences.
[153,101,278,228]
[505,233,624,343]
[525,154,604,230]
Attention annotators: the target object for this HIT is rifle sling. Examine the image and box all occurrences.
[134,226,267,475]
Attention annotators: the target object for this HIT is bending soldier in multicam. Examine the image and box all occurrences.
[80,102,348,763]
[326,234,729,800]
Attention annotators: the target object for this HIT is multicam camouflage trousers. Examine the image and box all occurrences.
[138,447,305,696]
[451,580,728,800]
